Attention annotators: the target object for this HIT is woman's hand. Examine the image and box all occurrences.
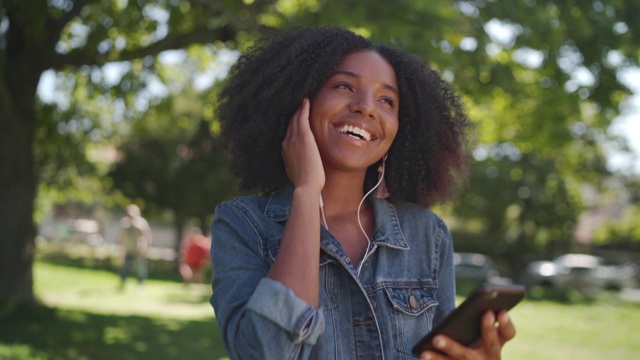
[281,98,325,193]
[271,98,324,306]
[420,311,516,360]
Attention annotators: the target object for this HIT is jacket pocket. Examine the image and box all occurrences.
[385,286,438,315]
[383,286,438,358]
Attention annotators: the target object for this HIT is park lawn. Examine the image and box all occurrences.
[1,261,229,360]
[503,295,640,360]
[2,260,640,359]
[33,260,213,320]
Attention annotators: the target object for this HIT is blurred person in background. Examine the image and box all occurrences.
[117,204,152,291]
[179,227,211,284]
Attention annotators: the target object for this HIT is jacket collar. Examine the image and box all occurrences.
[264,183,409,250]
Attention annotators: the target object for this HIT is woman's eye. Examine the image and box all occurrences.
[380,97,395,106]
[335,82,353,91]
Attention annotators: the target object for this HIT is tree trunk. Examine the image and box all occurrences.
[0,60,41,305]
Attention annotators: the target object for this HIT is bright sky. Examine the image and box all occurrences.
[606,68,640,175]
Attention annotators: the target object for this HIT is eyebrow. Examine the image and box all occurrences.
[330,70,399,96]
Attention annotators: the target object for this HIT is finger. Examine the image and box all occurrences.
[419,350,448,360]
[292,98,309,135]
[427,335,471,359]
[497,310,516,343]
[285,103,302,141]
[297,98,310,133]
[480,310,501,355]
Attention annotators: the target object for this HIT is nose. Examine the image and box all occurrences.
[349,91,375,119]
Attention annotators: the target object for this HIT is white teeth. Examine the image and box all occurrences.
[338,125,372,141]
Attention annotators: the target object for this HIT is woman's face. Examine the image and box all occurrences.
[309,50,399,173]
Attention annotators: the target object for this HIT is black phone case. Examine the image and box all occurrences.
[411,283,525,356]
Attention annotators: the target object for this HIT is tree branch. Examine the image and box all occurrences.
[52,0,97,35]
[48,25,237,70]
[43,0,97,59]
[188,0,274,33]
[117,25,237,61]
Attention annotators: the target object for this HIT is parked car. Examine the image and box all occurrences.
[454,252,512,290]
[522,253,638,295]
[596,261,639,291]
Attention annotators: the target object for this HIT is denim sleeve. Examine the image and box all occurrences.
[210,200,325,360]
[433,217,456,326]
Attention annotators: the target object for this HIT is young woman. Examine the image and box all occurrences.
[210,26,516,360]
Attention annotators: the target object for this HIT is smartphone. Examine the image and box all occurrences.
[411,283,525,356]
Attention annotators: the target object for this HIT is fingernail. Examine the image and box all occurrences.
[422,352,432,360]
[487,311,496,324]
[502,312,510,322]
[434,337,446,348]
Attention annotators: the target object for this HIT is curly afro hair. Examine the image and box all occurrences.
[216,26,471,206]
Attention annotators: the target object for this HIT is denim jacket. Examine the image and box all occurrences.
[210,184,456,360]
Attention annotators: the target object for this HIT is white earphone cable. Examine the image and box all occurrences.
[320,194,328,230]
[318,162,385,275]
[356,164,385,275]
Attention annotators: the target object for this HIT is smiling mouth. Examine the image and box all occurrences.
[337,124,374,141]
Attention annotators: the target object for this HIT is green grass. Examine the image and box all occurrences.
[503,295,640,359]
[0,260,228,360]
[2,252,640,359]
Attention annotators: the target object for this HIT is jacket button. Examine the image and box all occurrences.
[409,295,418,309]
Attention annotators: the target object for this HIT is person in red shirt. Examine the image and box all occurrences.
[179,227,211,284]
